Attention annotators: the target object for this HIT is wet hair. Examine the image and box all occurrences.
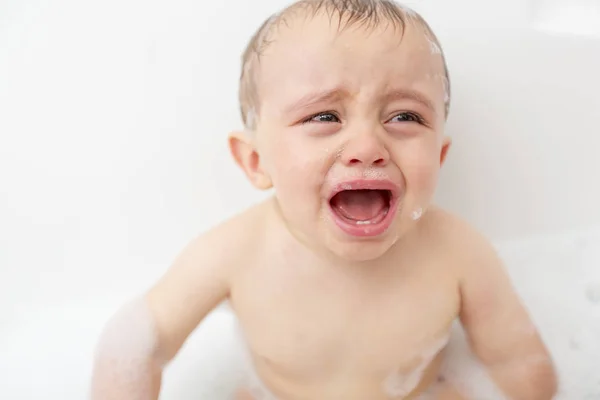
[238,0,451,130]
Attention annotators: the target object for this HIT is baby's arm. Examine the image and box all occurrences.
[91,225,234,400]
[457,230,558,399]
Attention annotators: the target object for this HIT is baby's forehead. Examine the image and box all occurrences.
[259,9,440,73]
[258,12,444,86]
[238,1,451,128]
[253,12,447,118]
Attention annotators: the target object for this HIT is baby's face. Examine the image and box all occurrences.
[253,12,450,261]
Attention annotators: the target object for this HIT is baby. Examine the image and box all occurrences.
[91,1,558,399]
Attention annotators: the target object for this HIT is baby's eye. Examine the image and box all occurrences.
[304,112,340,124]
[389,112,424,124]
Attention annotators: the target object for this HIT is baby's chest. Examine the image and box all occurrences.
[233,274,459,378]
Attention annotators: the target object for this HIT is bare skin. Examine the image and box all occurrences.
[231,201,456,399]
[93,7,557,400]
[144,199,555,400]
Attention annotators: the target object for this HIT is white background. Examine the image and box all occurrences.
[1,0,599,397]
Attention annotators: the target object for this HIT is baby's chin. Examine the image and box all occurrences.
[326,238,400,263]
[318,221,403,263]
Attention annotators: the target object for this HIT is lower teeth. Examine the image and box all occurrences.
[354,209,388,225]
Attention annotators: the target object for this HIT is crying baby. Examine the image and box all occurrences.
[91,1,558,399]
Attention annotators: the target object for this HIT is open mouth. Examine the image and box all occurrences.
[329,189,392,226]
[327,183,398,238]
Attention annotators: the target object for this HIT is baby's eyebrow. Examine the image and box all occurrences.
[382,88,438,116]
[281,87,438,116]
[282,88,347,114]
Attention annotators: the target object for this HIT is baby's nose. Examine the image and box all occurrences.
[340,132,389,167]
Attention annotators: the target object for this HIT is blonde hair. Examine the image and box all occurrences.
[238,0,451,130]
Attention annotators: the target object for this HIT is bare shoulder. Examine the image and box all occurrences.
[421,206,502,277]
[190,198,270,270]
[144,199,271,361]
[158,199,269,285]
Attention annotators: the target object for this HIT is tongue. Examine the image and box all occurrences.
[331,190,387,221]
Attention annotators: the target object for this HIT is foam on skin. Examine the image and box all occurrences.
[91,296,163,400]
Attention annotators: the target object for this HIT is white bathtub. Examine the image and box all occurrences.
[1,226,599,399]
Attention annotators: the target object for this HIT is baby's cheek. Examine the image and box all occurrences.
[271,151,321,202]
[402,157,439,192]
[273,157,312,185]
[272,143,322,181]
[396,141,440,189]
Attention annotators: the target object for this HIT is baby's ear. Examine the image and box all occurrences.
[228,131,273,190]
[440,135,452,166]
